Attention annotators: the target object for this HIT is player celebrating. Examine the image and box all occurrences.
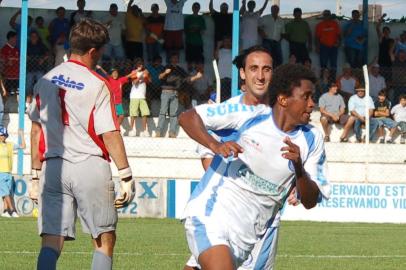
[184,46,299,270]
[179,64,330,270]
[27,19,135,270]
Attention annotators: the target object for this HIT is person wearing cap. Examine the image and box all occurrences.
[315,9,341,80]
[145,4,165,62]
[348,87,379,142]
[285,7,312,64]
[368,63,386,99]
[0,128,26,218]
[103,3,126,62]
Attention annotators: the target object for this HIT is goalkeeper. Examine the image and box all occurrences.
[27,18,135,270]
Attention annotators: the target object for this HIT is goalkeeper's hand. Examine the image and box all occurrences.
[114,167,136,208]
[29,169,41,204]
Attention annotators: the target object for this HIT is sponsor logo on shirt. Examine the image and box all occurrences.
[51,74,85,90]
[241,136,262,152]
[207,103,255,117]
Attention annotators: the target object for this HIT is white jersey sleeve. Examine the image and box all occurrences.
[93,83,118,135]
[195,103,269,131]
[302,127,331,200]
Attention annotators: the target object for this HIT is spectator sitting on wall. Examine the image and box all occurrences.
[319,82,355,142]
[374,90,397,144]
[145,4,165,63]
[391,94,406,144]
[125,0,145,61]
[184,2,206,71]
[9,9,33,48]
[336,63,360,103]
[315,9,341,80]
[368,63,386,100]
[285,7,312,64]
[209,0,233,48]
[375,15,393,81]
[103,3,126,63]
[70,0,92,27]
[348,87,379,143]
[163,0,188,62]
[0,31,19,96]
[258,4,285,68]
[239,0,269,50]
[343,10,366,69]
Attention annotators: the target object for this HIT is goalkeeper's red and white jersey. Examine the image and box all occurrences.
[27,59,119,163]
[183,102,330,250]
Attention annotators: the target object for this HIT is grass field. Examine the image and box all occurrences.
[0,218,405,270]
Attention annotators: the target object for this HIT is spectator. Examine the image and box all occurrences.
[348,87,379,143]
[9,9,34,48]
[0,31,19,95]
[0,75,6,125]
[317,68,332,100]
[375,16,393,80]
[34,16,51,50]
[70,0,92,27]
[156,52,188,138]
[48,6,70,66]
[368,63,386,100]
[146,55,165,104]
[319,83,355,142]
[163,0,188,61]
[315,9,341,80]
[103,3,126,63]
[240,0,269,50]
[145,4,165,62]
[125,0,145,61]
[129,58,151,137]
[96,65,135,126]
[391,49,406,104]
[285,7,312,64]
[374,90,397,143]
[209,0,233,48]
[394,31,406,56]
[343,10,366,69]
[258,4,285,67]
[391,94,406,144]
[184,2,206,69]
[336,63,360,102]
[0,127,25,218]
[189,61,212,106]
[214,35,232,100]
[27,31,49,100]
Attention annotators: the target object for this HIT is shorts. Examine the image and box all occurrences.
[164,30,184,50]
[184,216,250,268]
[397,121,406,133]
[4,79,19,94]
[115,103,124,116]
[129,98,150,117]
[0,173,13,197]
[320,114,349,126]
[185,225,280,270]
[376,118,396,129]
[38,156,117,240]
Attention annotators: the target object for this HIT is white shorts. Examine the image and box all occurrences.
[184,216,251,268]
[185,225,279,270]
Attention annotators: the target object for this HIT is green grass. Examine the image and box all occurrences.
[0,218,405,270]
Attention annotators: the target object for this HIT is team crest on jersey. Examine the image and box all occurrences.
[51,75,85,90]
[241,135,262,152]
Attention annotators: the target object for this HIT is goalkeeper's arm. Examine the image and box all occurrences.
[30,121,43,202]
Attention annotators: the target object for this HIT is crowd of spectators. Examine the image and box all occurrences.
[0,0,405,141]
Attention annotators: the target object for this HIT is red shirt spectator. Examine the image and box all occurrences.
[315,17,340,47]
[108,76,129,105]
[1,31,19,80]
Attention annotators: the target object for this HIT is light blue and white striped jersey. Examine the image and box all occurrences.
[183,102,330,250]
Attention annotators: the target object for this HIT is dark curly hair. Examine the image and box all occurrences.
[232,45,272,70]
[269,64,317,106]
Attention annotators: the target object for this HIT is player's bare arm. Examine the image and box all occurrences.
[179,109,243,158]
[30,121,42,203]
[281,136,319,209]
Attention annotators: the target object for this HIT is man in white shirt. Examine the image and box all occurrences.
[348,88,379,142]
[240,0,269,50]
[163,0,188,59]
[103,3,125,61]
[179,63,330,269]
[259,4,285,67]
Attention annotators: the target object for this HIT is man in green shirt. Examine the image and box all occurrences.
[184,2,206,69]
